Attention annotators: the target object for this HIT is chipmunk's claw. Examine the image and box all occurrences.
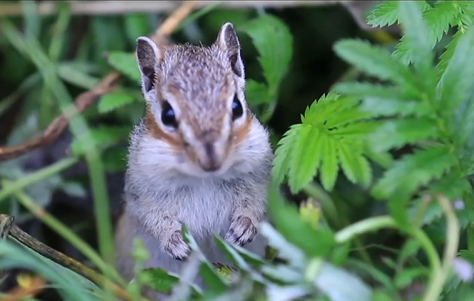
[165,231,191,261]
[225,216,257,246]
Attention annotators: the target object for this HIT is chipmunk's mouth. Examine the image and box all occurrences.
[179,146,234,179]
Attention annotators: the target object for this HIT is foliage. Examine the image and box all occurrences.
[2,1,474,301]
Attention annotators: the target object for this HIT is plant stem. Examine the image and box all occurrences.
[0,157,78,202]
[335,215,442,287]
[422,195,460,301]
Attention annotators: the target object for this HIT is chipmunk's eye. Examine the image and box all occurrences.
[231,94,243,121]
[161,101,178,128]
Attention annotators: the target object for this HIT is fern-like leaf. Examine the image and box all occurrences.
[372,146,458,200]
[366,1,399,28]
[366,1,430,28]
[333,82,430,118]
[369,118,438,153]
[272,124,300,185]
[437,25,474,115]
[334,40,416,89]
[272,94,373,193]
[397,1,434,80]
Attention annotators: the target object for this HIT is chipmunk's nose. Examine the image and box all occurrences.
[198,142,223,172]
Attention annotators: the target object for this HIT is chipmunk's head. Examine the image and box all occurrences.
[135,23,269,179]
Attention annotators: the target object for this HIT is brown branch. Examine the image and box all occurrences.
[0,214,142,301]
[0,1,200,163]
[0,1,342,17]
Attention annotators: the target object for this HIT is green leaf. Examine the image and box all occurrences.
[272,94,373,192]
[245,79,272,104]
[315,262,373,301]
[182,229,228,293]
[272,124,300,184]
[70,126,130,156]
[337,141,372,187]
[366,1,431,28]
[267,181,336,258]
[334,82,430,117]
[424,1,460,45]
[372,146,458,200]
[320,134,339,191]
[397,1,434,77]
[239,14,293,97]
[107,51,141,82]
[437,26,474,113]
[124,13,151,44]
[287,125,322,193]
[369,118,438,153]
[97,90,136,114]
[366,1,399,28]
[141,268,180,293]
[334,39,416,89]
[436,29,463,77]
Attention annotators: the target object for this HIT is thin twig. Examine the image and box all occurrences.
[0,1,200,162]
[0,214,140,301]
[0,1,342,17]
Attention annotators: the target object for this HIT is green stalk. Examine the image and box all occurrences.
[0,157,78,202]
[335,215,442,297]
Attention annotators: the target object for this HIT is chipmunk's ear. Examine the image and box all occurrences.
[216,22,244,78]
[136,36,162,94]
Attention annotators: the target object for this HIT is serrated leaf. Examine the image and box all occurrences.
[337,141,372,187]
[320,135,338,191]
[273,94,373,192]
[272,124,301,184]
[107,51,141,82]
[366,1,431,28]
[436,29,463,77]
[288,125,322,193]
[372,146,457,199]
[366,1,399,28]
[239,14,293,97]
[97,90,136,114]
[334,39,416,89]
[334,82,430,117]
[437,26,474,114]
[424,1,460,45]
[397,1,434,77]
[369,118,438,153]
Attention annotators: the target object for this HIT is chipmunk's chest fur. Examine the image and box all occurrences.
[138,178,238,237]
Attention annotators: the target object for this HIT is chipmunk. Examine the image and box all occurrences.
[114,22,273,298]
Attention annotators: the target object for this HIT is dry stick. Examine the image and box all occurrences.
[0,1,200,163]
[0,1,342,17]
[0,214,138,301]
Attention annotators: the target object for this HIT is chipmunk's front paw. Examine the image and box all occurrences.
[164,231,190,261]
[225,216,257,246]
